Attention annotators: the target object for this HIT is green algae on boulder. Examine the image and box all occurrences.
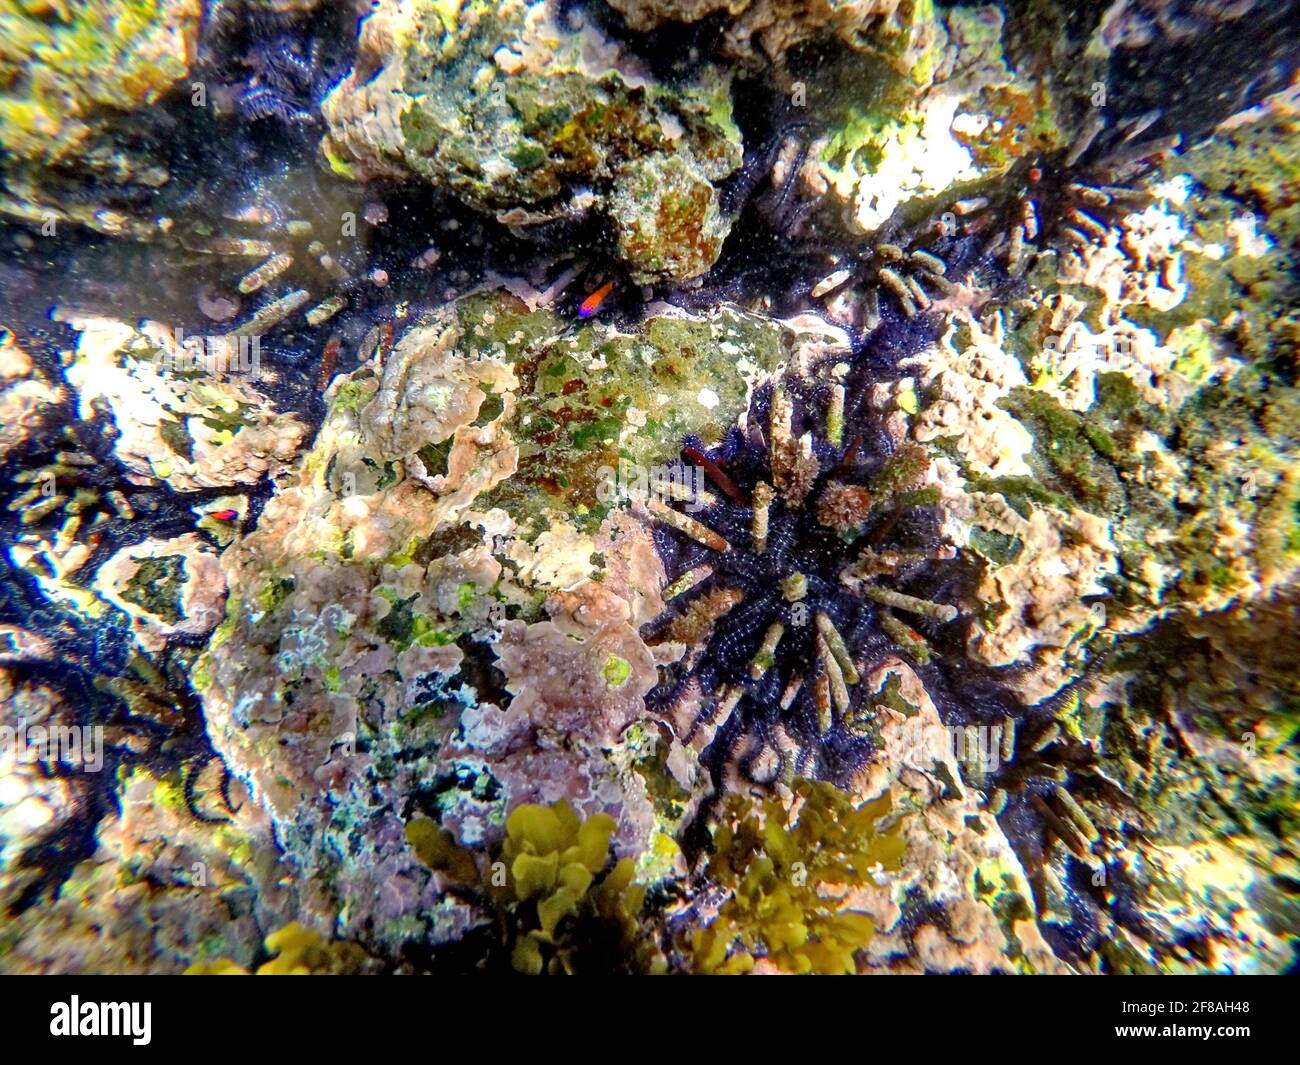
[1152,91,1300,372]
[807,3,1066,236]
[1051,603,1300,974]
[320,0,743,282]
[455,290,786,535]
[607,153,732,284]
[0,0,200,236]
[897,95,1300,703]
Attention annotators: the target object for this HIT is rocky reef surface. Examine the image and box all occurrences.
[0,0,1296,975]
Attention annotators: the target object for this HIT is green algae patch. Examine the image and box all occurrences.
[120,554,186,625]
[375,589,457,652]
[968,527,1024,566]
[602,654,633,689]
[1000,388,1126,515]
[461,294,785,534]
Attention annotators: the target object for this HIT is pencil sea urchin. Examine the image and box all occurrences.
[644,354,972,793]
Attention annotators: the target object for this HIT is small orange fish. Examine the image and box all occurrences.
[578,280,615,319]
[210,509,239,523]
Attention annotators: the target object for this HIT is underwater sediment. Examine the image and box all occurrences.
[0,0,1297,975]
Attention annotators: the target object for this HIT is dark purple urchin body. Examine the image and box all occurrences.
[646,478,876,786]
[198,0,360,130]
[642,365,1000,793]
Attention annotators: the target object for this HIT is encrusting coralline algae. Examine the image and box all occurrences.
[0,0,1296,975]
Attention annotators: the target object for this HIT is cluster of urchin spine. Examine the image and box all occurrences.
[646,363,964,793]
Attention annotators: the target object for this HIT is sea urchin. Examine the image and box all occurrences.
[643,354,970,794]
